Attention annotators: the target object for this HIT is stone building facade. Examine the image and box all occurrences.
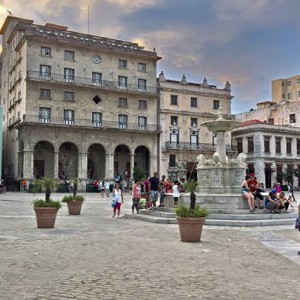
[231,122,300,189]
[0,16,161,185]
[158,72,235,180]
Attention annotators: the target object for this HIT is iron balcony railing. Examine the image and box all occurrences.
[165,142,237,152]
[21,114,160,132]
[26,71,158,94]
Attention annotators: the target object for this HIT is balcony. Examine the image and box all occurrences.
[19,114,160,132]
[27,70,157,95]
[165,142,236,153]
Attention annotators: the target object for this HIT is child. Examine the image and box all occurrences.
[278,192,293,212]
[131,179,141,214]
[172,180,181,208]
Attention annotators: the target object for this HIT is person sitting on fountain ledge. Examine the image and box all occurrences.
[241,175,256,212]
[248,174,265,209]
[265,190,282,213]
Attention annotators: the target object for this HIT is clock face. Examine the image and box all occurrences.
[93,55,101,64]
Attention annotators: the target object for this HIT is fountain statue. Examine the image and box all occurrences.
[182,107,249,212]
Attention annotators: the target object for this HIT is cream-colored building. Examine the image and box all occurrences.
[0,16,161,188]
[272,74,300,103]
[158,72,235,180]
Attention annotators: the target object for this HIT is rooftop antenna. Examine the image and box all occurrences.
[7,10,12,15]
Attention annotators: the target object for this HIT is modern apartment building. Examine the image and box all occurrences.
[272,74,300,103]
[158,72,235,179]
[0,16,161,187]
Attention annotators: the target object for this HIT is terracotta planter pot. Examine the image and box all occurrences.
[34,207,59,228]
[176,216,206,242]
[67,201,83,215]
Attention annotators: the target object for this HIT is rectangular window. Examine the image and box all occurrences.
[92,72,102,86]
[191,118,197,127]
[297,78,300,84]
[264,136,270,153]
[290,113,296,123]
[190,97,197,107]
[18,90,21,100]
[138,79,147,91]
[118,76,127,89]
[118,97,127,107]
[247,137,254,153]
[119,59,127,68]
[286,138,292,154]
[41,47,51,56]
[275,137,281,153]
[213,100,220,110]
[40,89,50,99]
[297,139,300,155]
[236,138,243,154]
[92,112,102,127]
[64,110,74,125]
[138,62,146,72]
[170,95,178,105]
[64,50,74,60]
[118,114,128,129]
[64,68,75,82]
[64,91,74,101]
[170,116,178,126]
[287,93,292,100]
[298,91,300,97]
[268,118,274,125]
[169,155,176,167]
[138,116,147,130]
[39,107,51,123]
[138,100,147,109]
[39,65,51,80]
[287,80,291,86]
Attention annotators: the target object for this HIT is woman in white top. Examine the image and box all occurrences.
[172,180,181,208]
[112,183,124,218]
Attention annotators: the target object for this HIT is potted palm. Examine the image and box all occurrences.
[175,180,208,242]
[33,177,61,228]
[61,180,85,215]
[61,194,85,215]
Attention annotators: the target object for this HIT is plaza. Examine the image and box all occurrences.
[1,191,300,299]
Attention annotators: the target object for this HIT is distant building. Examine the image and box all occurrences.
[0,16,161,186]
[231,121,300,188]
[158,72,235,180]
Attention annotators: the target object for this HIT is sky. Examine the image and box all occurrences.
[1,0,300,114]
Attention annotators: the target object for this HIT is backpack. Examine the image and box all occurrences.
[295,217,300,231]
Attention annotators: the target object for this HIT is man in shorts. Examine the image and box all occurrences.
[149,172,159,210]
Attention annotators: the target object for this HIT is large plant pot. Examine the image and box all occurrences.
[67,201,83,215]
[34,207,59,228]
[176,217,206,242]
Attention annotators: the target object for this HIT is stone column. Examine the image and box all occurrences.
[254,159,265,187]
[271,162,277,186]
[78,152,88,180]
[130,154,135,178]
[105,153,115,179]
[23,150,34,179]
[54,151,59,179]
[149,154,158,175]
[216,131,226,163]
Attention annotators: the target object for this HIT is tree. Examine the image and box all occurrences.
[59,151,78,180]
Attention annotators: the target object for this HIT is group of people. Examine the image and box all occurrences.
[241,173,294,213]
[93,179,111,197]
[111,172,187,218]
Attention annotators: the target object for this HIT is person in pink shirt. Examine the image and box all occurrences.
[132,179,141,214]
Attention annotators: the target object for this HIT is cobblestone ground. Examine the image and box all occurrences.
[1,192,300,299]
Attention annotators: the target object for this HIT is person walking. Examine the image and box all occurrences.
[131,179,141,214]
[112,183,124,218]
[149,172,159,210]
[158,175,166,207]
[172,180,181,208]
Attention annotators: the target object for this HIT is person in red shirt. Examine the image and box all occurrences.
[248,174,264,209]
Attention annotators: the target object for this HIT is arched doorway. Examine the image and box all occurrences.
[59,142,78,180]
[87,144,106,179]
[34,141,55,178]
[134,146,149,176]
[114,145,130,178]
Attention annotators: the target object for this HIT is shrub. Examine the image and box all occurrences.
[176,205,208,218]
[33,199,62,209]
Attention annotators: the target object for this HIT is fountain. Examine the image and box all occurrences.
[182,108,249,212]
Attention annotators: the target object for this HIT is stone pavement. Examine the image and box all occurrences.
[1,191,300,300]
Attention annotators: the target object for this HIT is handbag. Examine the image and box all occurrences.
[111,199,117,208]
